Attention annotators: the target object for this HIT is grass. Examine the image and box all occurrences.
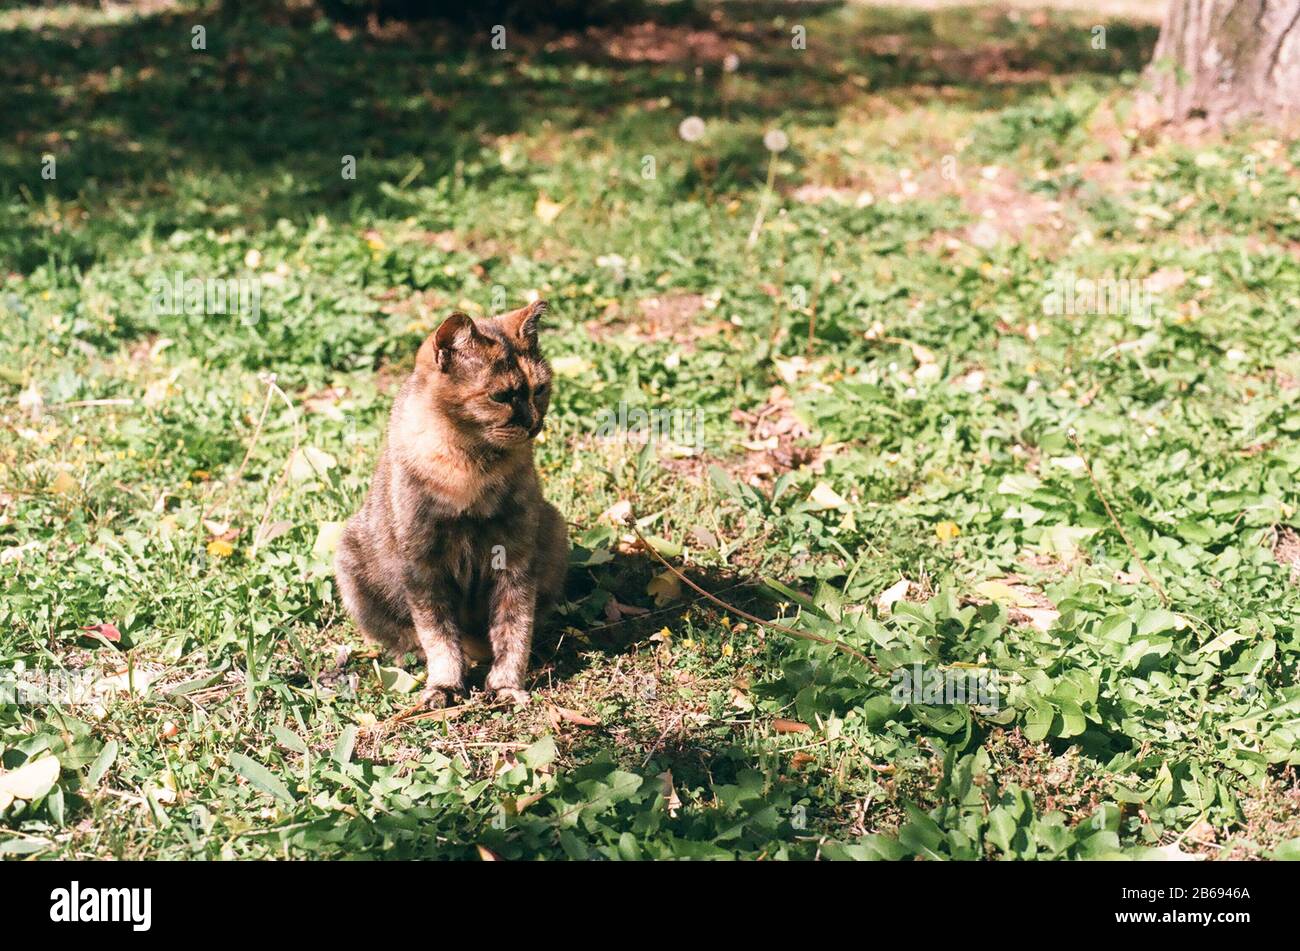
[1,0,1299,860]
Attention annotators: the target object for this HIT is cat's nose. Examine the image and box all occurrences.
[528,419,544,438]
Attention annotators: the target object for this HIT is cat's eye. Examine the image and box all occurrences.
[535,383,550,396]
[490,390,513,404]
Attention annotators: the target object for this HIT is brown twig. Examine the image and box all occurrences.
[1069,428,1170,607]
[381,696,512,728]
[625,515,877,669]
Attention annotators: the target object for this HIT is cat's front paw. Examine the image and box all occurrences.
[494,687,530,707]
[420,685,460,709]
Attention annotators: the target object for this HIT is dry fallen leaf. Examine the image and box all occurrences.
[548,705,601,728]
[877,578,912,615]
[534,194,565,225]
[806,481,848,511]
[49,471,79,495]
[0,755,60,810]
[773,718,811,735]
[599,499,632,526]
[290,446,337,482]
[80,622,121,643]
[603,597,649,622]
[256,520,293,545]
[312,521,345,559]
[658,770,682,817]
[974,580,1035,607]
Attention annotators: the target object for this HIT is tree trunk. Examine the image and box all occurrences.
[1141,0,1300,125]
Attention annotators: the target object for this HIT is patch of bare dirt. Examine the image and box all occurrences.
[1274,526,1300,584]
[544,21,753,65]
[984,729,1119,825]
[1219,766,1300,859]
[374,287,449,323]
[587,294,730,352]
[728,386,818,483]
[658,384,821,489]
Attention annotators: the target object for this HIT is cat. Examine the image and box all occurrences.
[334,300,568,708]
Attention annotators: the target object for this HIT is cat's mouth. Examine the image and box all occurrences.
[488,422,542,446]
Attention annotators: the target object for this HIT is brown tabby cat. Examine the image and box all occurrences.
[334,300,568,708]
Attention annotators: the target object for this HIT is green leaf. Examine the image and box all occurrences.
[333,725,358,765]
[87,740,118,786]
[230,753,296,805]
[520,736,557,770]
[374,661,421,694]
[272,726,308,755]
[1024,701,1054,742]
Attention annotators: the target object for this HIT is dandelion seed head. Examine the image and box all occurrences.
[678,116,706,143]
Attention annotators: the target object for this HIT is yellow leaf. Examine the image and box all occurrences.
[313,521,345,559]
[534,194,564,225]
[49,471,78,495]
[646,570,682,606]
[934,521,961,541]
[550,355,591,377]
[974,580,1031,606]
[0,755,60,803]
[206,538,234,558]
[289,446,337,482]
[807,481,848,511]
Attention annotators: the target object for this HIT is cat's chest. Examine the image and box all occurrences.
[405,484,518,559]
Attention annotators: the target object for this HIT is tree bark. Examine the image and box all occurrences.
[1141,0,1300,125]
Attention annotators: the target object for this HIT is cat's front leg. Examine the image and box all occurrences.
[405,583,466,709]
[485,568,536,706]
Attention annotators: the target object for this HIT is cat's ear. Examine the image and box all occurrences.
[497,299,547,349]
[419,312,488,372]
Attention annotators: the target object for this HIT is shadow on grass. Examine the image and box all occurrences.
[1,3,1156,270]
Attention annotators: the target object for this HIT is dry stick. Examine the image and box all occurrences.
[581,579,756,635]
[383,697,511,727]
[625,515,877,670]
[1069,428,1170,607]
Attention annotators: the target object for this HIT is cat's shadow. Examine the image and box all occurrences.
[523,546,782,688]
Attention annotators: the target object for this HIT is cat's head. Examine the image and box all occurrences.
[415,300,554,449]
